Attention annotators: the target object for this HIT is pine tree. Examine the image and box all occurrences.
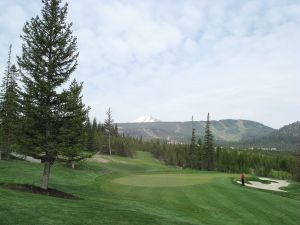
[0,45,21,160]
[113,123,119,136]
[215,146,221,170]
[59,80,89,168]
[296,148,300,182]
[91,117,100,151]
[0,45,12,160]
[189,116,197,168]
[86,118,95,151]
[196,137,203,169]
[17,0,79,189]
[92,118,98,131]
[203,113,214,170]
[97,122,101,132]
[104,107,114,155]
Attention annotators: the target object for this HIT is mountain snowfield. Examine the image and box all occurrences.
[132,115,160,123]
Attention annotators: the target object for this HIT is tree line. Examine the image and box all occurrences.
[140,139,298,180]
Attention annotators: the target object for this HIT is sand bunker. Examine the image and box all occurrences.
[238,177,289,192]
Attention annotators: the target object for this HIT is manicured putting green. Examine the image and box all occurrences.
[112,173,220,187]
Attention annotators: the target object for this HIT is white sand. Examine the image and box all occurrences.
[237,177,289,192]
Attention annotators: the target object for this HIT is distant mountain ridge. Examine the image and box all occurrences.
[118,119,275,142]
[274,121,300,138]
[239,121,300,150]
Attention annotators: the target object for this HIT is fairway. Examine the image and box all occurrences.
[1,151,300,225]
[112,173,223,187]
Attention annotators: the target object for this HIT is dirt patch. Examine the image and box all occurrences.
[0,183,82,200]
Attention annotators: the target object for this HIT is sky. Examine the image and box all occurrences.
[0,0,300,128]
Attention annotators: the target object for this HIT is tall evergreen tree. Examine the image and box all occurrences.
[60,80,89,168]
[97,122,103,132]
[196,137,203,169]
[113,123,119,136]
[0,45,21,160]
[203,113,214,170]
[189,116,197,168]
[92,118,98,131]
[215,146,221,170]
[0,45,12,160]
[104,107,114,155]
[85,117,98,152]
[296,148,300,182]
[86,118,96,152]
[17,0,79,189]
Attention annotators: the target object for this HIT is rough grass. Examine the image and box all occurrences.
[0,151,300,225]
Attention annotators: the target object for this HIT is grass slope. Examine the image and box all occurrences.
[0,151,299,225]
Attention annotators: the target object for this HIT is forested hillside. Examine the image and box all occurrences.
[118,119,274,142]
[239,121,300,150]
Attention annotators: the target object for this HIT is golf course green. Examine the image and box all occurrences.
[0,151,299,225]
[112,173,227,187]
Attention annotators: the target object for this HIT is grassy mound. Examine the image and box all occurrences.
[112,173,227,187]
[0,151,300,225]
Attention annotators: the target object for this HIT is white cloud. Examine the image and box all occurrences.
[0,0,299,128]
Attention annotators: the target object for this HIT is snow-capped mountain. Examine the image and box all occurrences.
[132,115,160,123]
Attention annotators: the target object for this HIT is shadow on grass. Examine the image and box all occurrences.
[0,183,82,200]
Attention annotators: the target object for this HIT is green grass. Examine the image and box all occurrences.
[0,151,300,225]
[112,173,230,187]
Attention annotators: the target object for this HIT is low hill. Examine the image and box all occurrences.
[118,119,275,142]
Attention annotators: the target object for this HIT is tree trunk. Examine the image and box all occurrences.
[42,161,51,190]
[0,150,2,160]
[109,133,111,155]
[71,161,75,169]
